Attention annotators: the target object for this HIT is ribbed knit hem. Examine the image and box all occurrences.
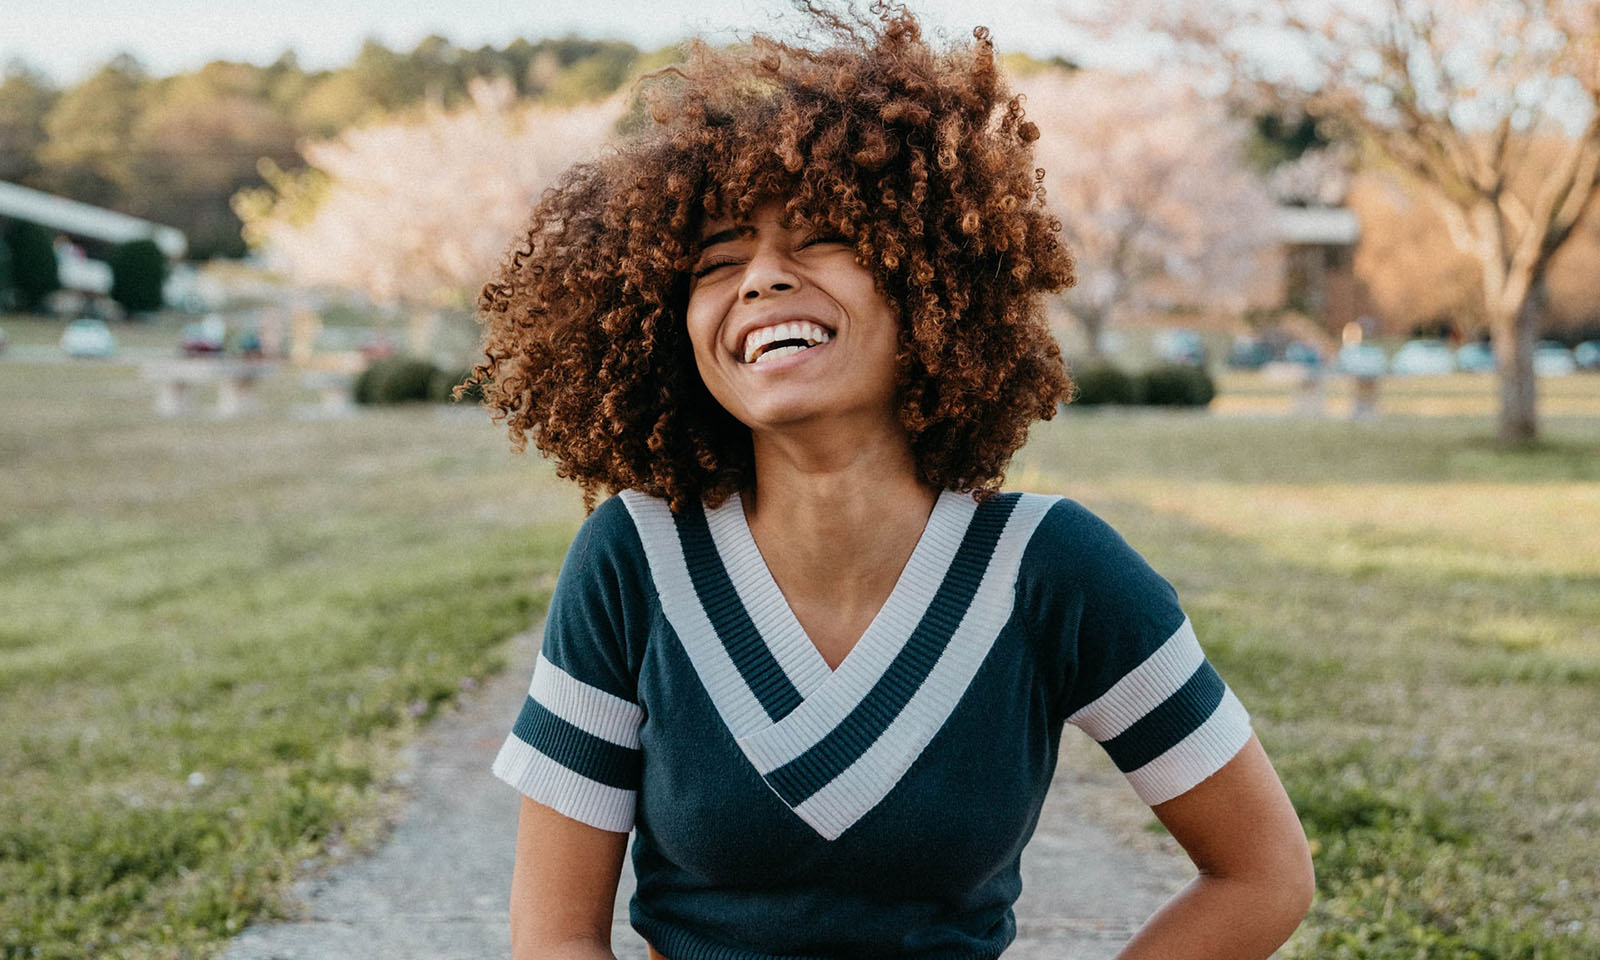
[1124,686,1252,805]
[631,914,1012,960]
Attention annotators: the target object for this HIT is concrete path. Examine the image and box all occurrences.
[226,627,1191,960]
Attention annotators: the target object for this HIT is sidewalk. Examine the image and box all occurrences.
[225,627,1191,960]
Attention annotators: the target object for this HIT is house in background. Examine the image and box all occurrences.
[0,180,188,311]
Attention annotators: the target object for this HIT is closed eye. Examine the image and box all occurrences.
[800,233,852,249]
[691,257,742,279]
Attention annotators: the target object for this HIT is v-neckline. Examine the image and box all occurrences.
[619,487,1058,839]
[706,489,974,688]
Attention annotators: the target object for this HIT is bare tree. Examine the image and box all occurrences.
[1071,0,1600,441]
[1025,69,1279,355]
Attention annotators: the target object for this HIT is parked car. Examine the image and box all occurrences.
[179,320,225,356]
[1337,342,1387,377]
[1390,339,1456,375]
[1227,336,1273,370]
[1153,328,1207,367]
[1282,340,1323,367]
[1455,341,1495,373]
[1575,341,1600,371]
[1533,341,1576,377]
[60,318,117,358]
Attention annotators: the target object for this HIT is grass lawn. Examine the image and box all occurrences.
[3,344,1598,958]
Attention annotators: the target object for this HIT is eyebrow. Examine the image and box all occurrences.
[694,225,752,252]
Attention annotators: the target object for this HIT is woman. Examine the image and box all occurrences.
[473,5,1313,958]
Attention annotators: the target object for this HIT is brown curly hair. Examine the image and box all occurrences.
[471,1,1074,511]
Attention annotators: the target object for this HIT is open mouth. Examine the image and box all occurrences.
[741,320,834,365]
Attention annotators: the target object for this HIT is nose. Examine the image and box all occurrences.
[738,244,800,302]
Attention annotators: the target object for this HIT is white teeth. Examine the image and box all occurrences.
[741,321,834,363]
[753,344,806,365]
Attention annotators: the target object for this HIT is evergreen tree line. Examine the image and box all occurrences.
[0,36,653,260]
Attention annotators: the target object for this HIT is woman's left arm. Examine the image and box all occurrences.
[1115,733,1315,960]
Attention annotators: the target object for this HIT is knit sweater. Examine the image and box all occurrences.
[492,489,1252,959]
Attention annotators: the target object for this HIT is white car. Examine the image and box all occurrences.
[60,318,117,358]
[1533,342,1576,377]
[1389,339,1455,375]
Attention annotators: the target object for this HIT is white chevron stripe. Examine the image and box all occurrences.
[1123,687,1252,806]
[1065,618,1206,742]
[491,735,636,833]
[703,494,832,698]
[529,652,644,749]
[788,493,1058,839]
[619,489,772,738]
[736,491,977,773]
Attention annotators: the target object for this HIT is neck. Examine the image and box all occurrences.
[742,418,938,607]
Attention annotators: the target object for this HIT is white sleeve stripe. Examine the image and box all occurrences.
[529,652,644,750]
[491,734,636,833]
[1066,617,1206,742]
[1123,687,1252,806]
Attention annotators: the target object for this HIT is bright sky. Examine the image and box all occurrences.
[3,0,1118,85]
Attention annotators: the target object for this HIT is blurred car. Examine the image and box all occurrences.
[1455,341,1495,373]
[60,318,117,358]
[179,321,225,356]
[1153,328,1207,367]
[1389,339,1455,375]
[1337,343,1387,377]
[1575,341,1600,371]
[1282,340,1323,367]
[1533,341,1576,377]
[1227,336,1273,370]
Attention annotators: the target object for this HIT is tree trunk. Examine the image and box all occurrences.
[1493,279,1541,444]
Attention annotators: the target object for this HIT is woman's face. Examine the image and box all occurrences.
[684,201,902,437]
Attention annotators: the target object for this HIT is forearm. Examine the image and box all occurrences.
[1115,872,1310,960]
[510,930,617,960]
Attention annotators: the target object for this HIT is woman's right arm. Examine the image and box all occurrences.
[510,795,631,960]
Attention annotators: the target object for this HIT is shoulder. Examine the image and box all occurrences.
[1013,495,1175,603]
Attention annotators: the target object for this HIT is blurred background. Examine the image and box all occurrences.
[2,1,1597,958]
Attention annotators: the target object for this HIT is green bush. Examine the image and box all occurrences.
[1070,362,1139,406]
[428,366,483,404]
[354,357,437,405]
[1139,364,1215,407]
[2,218,60,311]
[109,238,167,313]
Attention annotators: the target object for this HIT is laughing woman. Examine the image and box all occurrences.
[470,4,1313,958]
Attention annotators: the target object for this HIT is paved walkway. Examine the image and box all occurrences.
[226,627,1191,960]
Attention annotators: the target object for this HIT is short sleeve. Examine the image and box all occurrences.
[1019,499,1252,806]
[491,496,651,832]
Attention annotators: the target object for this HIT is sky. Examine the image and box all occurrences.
[2,0,1114,85]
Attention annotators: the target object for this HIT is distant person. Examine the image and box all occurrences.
[469,5,1313,958]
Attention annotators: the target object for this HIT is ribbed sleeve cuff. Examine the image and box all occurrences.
[1123,686,1252,806]
[492,734,637,833]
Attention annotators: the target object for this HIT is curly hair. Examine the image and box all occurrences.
[471,1,1074,512]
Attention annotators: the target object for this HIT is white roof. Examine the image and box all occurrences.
[1274,205,1360,246]
[0,180,187,259]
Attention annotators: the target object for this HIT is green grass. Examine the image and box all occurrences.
[3,351,1598,958]
[0,359,585,959]
[1015,409,1600,958]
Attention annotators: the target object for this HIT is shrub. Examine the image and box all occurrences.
[354,357,437,405]
[2,218,60,311]
[1139,364,1215,407]
[109,239,167,313]
[1070,362,1139,406]
[428,367,483,404]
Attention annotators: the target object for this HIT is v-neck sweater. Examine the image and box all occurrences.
[493,489,1252,960]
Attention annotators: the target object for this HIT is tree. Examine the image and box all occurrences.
[1,218,60,311]
[0,61,58,185]
[1024,69,1279,354]
[1072,0,1600,442]
[236,78,625,311]
[109,239,167,313]
[36,54,148,208]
